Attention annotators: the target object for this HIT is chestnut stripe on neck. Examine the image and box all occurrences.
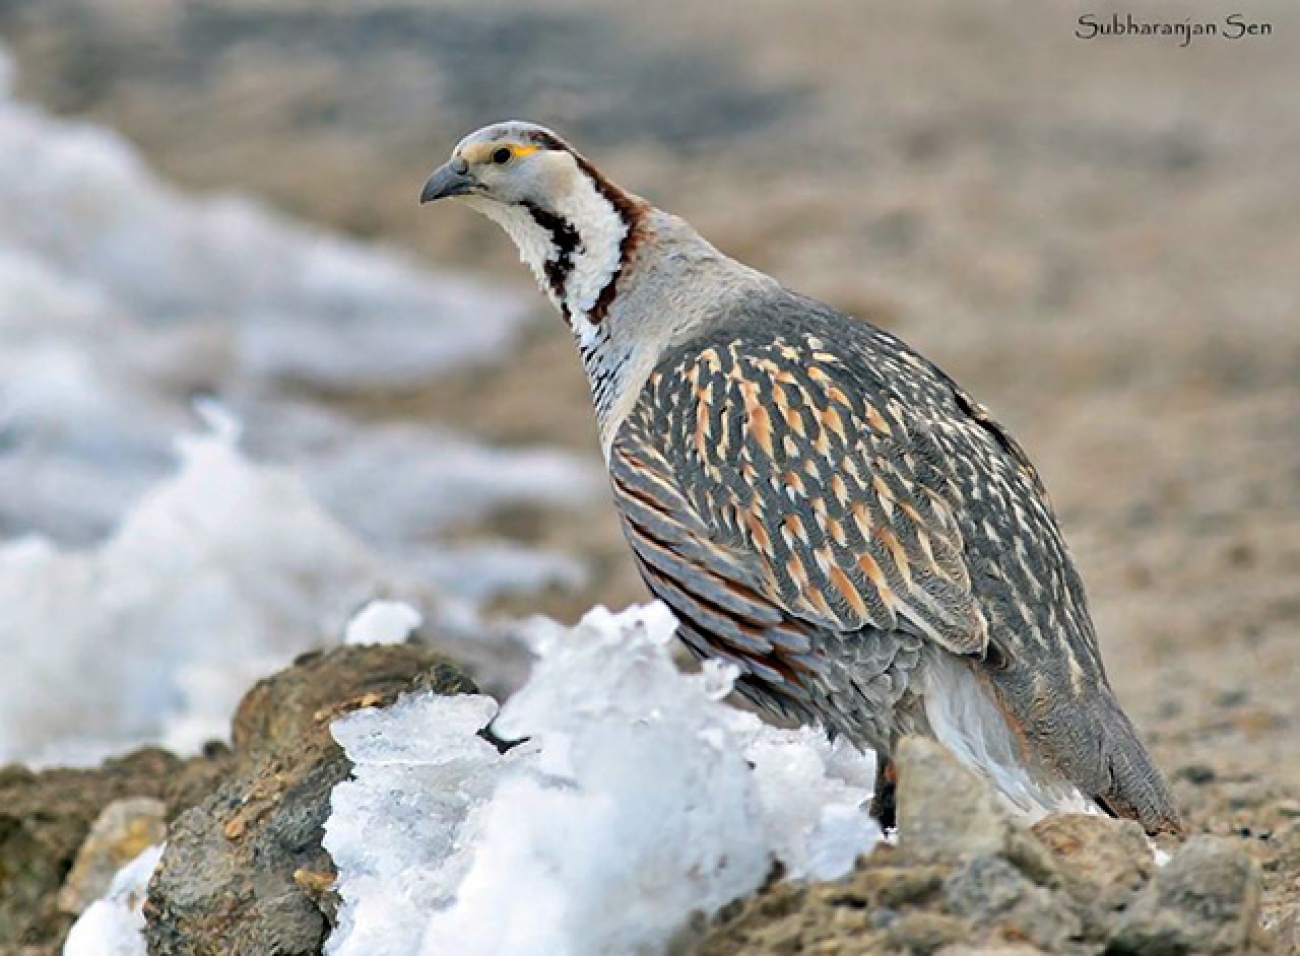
[572,153,649,324]
[524,128,649,325]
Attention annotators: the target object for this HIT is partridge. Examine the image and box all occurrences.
[420,122,1180,834]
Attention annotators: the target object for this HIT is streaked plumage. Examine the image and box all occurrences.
[421,121,1181,834]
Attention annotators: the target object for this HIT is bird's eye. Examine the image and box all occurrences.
[492,147,512,165]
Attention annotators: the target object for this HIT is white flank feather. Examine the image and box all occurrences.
[923,652,1100,822]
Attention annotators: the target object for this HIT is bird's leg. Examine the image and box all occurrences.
[870,757,898,831]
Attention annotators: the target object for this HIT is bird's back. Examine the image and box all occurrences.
[611,284,1181,834]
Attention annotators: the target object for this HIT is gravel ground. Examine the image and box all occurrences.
[3,0,1297,939]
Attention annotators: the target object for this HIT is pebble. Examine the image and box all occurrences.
[57,797,167,915]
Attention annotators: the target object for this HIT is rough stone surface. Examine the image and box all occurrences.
[1112,836,1264,956]
[1270,906,1300,956]
[896,736,1016,863]
[699,737,1269,956]
[1032,813,1155,936]
[942,854,1033,921]
[56,796,168,915]
[942,853,1080,951]
[0,746,231,953]
[143,644,476,956]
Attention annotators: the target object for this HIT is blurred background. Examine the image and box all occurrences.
[0,0,1296,914]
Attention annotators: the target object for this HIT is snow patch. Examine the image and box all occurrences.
[0,46,597,551]
[324,604,881,956]
[62,844,164,956]
[345,600,424,646]
[0,46,597,763]
[0,424,384,766]
[0,68,523,391]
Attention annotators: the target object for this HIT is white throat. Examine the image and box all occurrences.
[555,177,629,323]
[468,175,627,328]
[468,173,633,438]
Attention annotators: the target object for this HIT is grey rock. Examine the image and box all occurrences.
[1271,905,1300,956]
[144,645,477,956]
[884,910,971,955]
[943,855,1031,921]
[943,855,1080,952]
[857,864,950,909]
[1032,813,1154,925]
[895,736,1016,864]
[1000,900,1083,955]
[1002,827,1067,891]
[1110,836,1262,955]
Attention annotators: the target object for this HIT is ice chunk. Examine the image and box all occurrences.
[326,694,507,956]
[63,843,164,956]
[0,423,386,766]
[345,600,424,646]
[325,604,881,956]
[743,725,882,880]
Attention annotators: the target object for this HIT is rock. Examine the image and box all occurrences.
[883,910,970,954]
[229,645,471,761]
[692,858,907,955]
[699,741,1266,956]
[1111,836,1263,955]
[1271,905,1300,955]
[1032,813,1154,918]
[56,796,167,915]
[999,901,1083,955]
[942,855,1080,951]
[942,855,1031,921]
[143,644,476,956]
[855,864,950,908]
[895,736,1015,864]
[1175,763,1218,786]
[0,746,231,952]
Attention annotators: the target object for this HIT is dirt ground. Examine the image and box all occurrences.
[3,0,1297,936]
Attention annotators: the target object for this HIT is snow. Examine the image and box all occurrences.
[0,46,595,765]
[0,43,599,550]
[0,421,386,765]
[62,844,164,956]
[345,600,424,646]
[0,61,521,392]
[0,405,589,766]
[324,604,881,956]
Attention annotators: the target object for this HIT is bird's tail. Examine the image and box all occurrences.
[1082,692,1183,835]
[923,652,1182,835]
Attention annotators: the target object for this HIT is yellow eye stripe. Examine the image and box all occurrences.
[463,142,540,164]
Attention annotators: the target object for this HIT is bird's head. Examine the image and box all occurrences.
[420,121,591,214]
[420,121,647,326]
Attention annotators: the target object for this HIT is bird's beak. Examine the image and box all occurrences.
[420,159,474,204]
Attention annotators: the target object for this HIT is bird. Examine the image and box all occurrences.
[419,121,1181,835]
